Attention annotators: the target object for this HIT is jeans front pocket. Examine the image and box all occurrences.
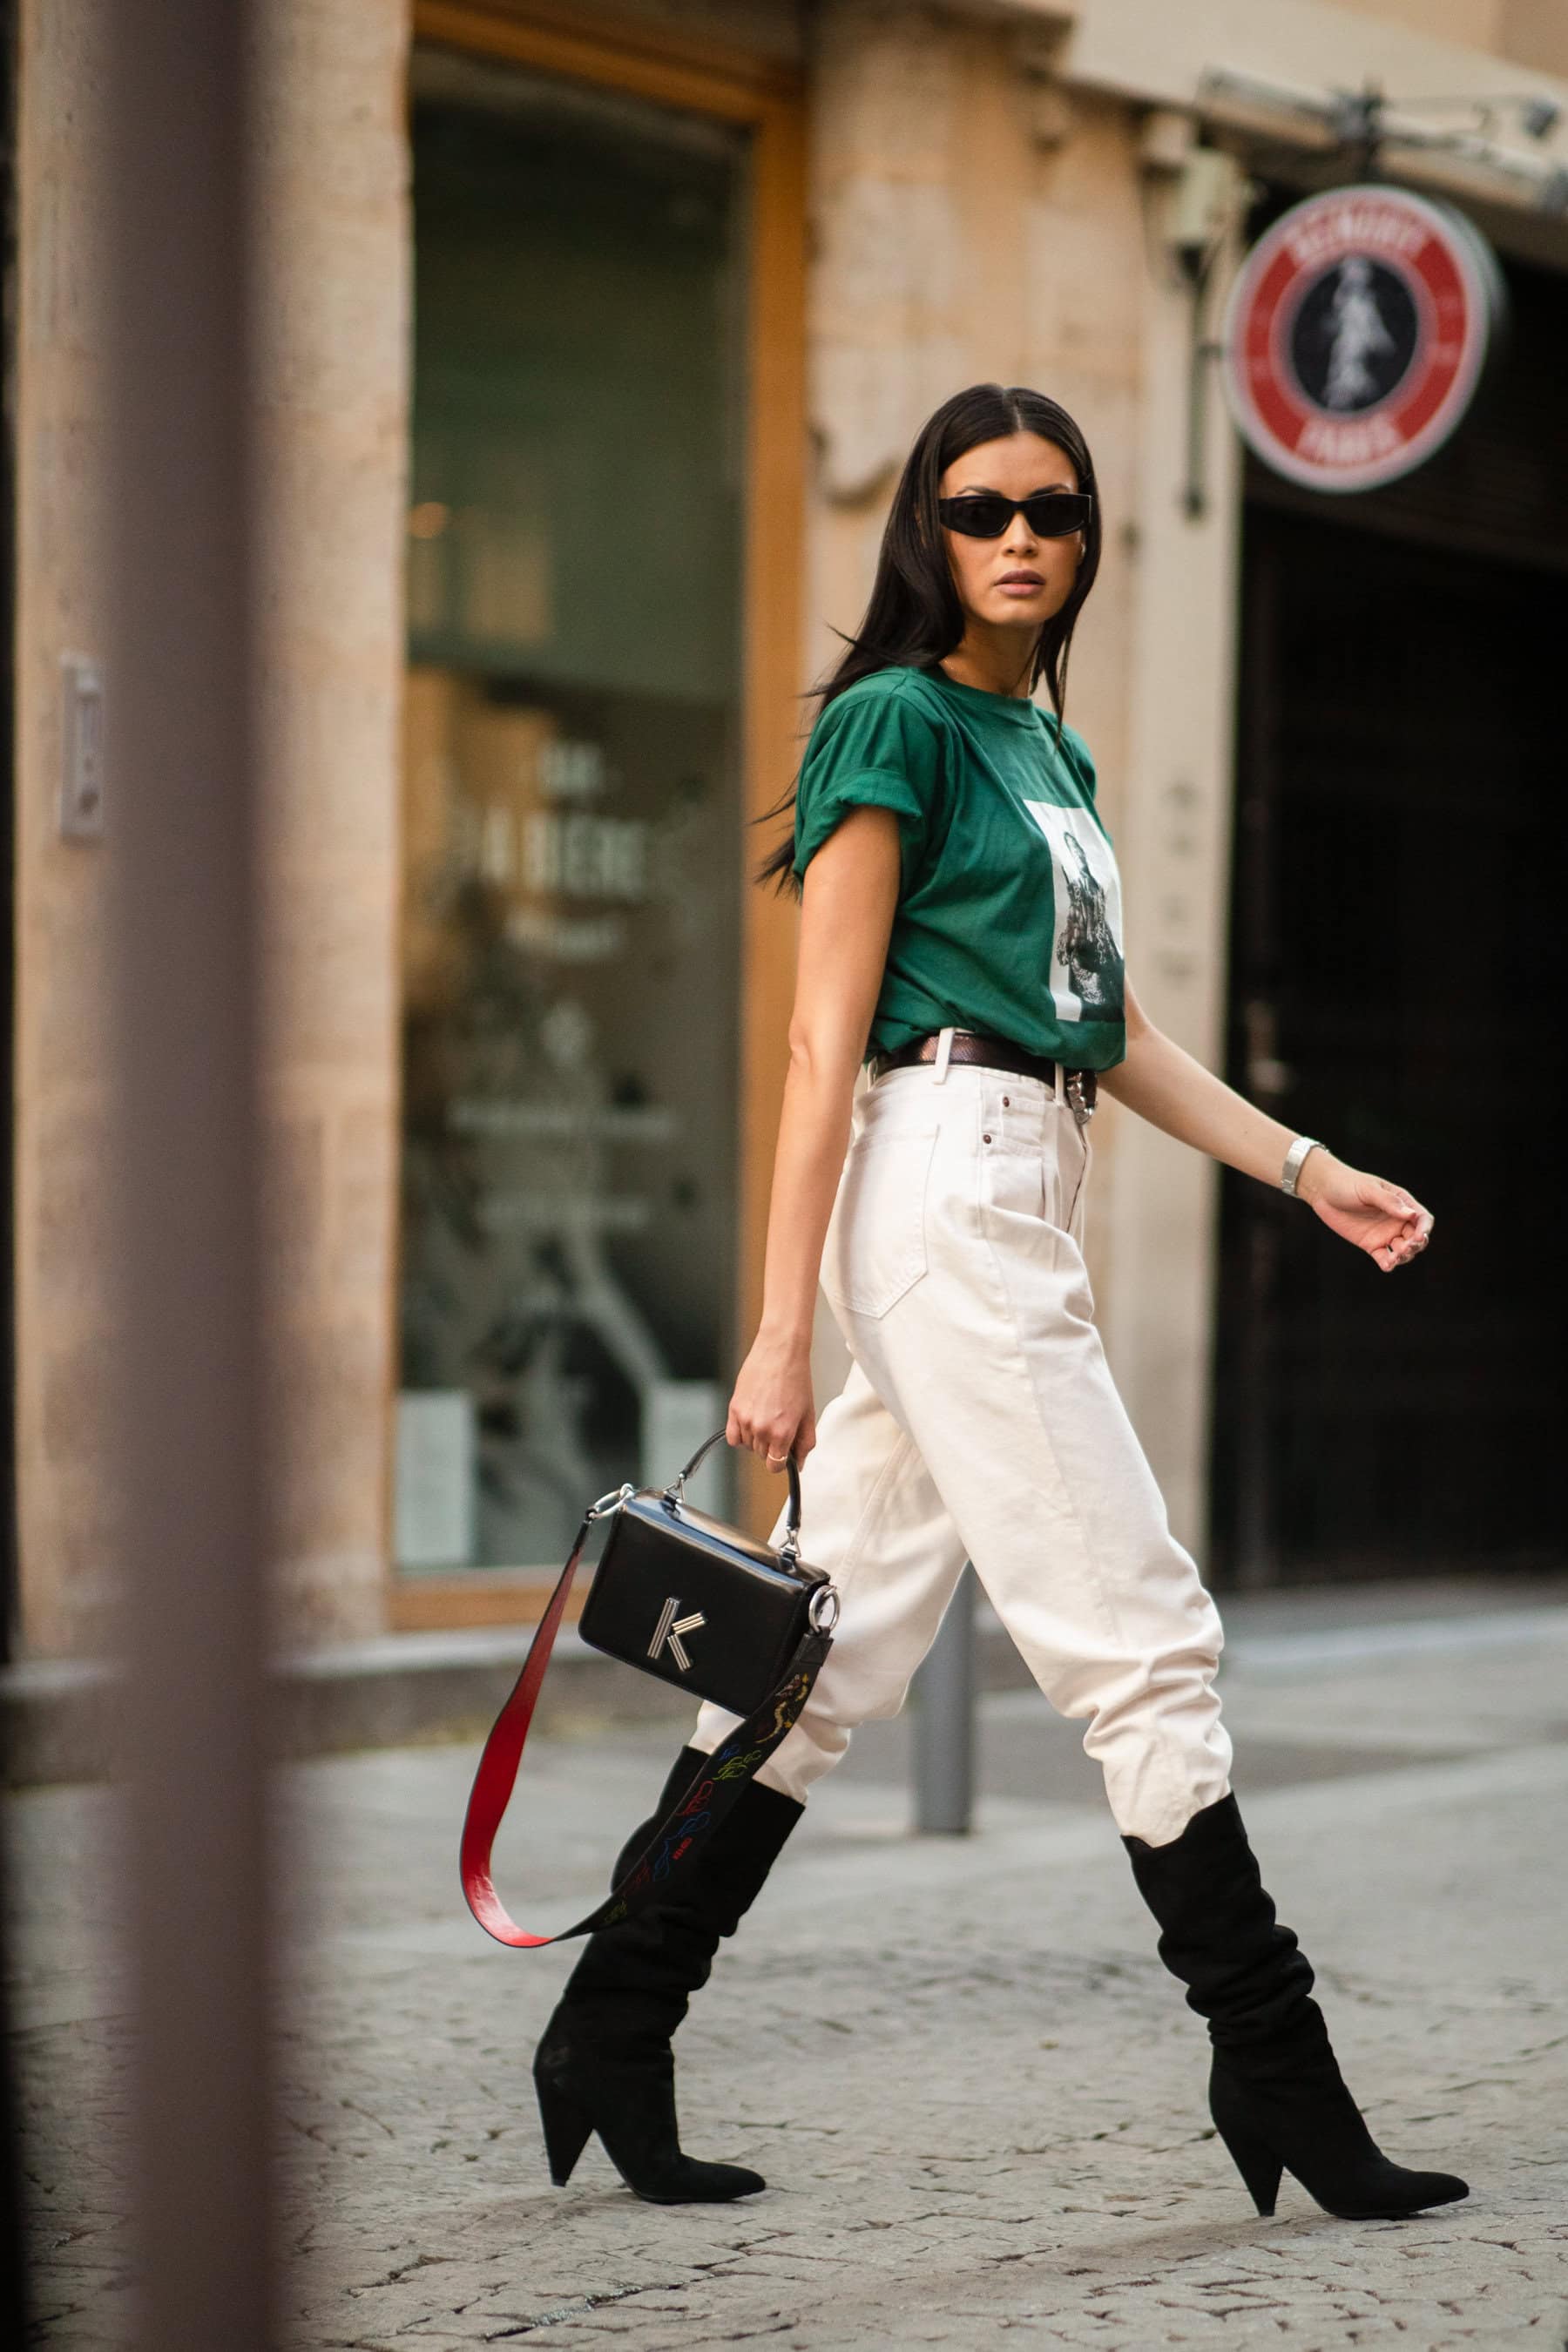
[821,1124,940,1319]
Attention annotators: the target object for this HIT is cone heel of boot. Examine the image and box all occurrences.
[1213,2114,1283,2216]
[1124,1794,1470,2227]
[534,2065,593,2187]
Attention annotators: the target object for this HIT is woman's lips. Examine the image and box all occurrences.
[997,573,1044,595]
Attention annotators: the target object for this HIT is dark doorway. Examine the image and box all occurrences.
[1211,499,1568,1586]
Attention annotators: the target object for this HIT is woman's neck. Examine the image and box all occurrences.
[939,625,1038,700]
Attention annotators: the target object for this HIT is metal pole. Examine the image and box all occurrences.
[913,1563,977,1835]
[0,3,24,2321]
[101,7,275,2346]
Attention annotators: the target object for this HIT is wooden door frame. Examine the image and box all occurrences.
[391,1,806,1632]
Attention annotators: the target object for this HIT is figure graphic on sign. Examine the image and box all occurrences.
[1056,829,1123,1017]
[1323,255,1396,409]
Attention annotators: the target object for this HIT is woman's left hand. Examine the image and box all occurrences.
[1297,1150,1433,1272]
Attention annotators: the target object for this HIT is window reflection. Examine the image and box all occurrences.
[396,55,747,1572]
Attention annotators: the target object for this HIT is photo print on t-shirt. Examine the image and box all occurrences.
[1022,801,1125,1025]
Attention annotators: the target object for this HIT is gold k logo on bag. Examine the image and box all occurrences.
[647,1596,706,1672]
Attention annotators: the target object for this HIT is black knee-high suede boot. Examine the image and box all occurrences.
[532,1745,804,2203]
[1123,1791,1469,2220]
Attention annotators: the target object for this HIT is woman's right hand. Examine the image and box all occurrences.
[727,1326,817,1471]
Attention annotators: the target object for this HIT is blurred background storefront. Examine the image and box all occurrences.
[401,41,753,1594]
[6,0,1568,1671]
[389,11,807,1625]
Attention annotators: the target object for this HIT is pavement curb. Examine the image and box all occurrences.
[5,1581,1566,1788]
[0,1627,705,1788]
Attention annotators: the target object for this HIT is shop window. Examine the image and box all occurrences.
[396,51,747,1578]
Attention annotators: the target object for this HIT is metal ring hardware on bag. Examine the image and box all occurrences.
[808,1583,841,1633]
[459,1430,835,1950]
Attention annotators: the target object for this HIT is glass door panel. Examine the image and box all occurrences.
[396,51,748,1576]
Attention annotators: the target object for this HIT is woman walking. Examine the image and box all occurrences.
[532,383,1469,2222]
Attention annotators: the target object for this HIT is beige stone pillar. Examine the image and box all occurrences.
[12,0,411,1653]
[250,0,411,1646]
[1094,133,1247,1558]
[804,1,960,1407]
[12,3,118,1656]
[805,2,967,683]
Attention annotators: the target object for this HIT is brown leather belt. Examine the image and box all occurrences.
[868,1028,1098,1119]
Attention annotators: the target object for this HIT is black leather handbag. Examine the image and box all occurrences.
[460,1429,839,1952]
[578,1429,839,1714]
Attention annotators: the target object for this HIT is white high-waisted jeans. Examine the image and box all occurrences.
[689,1031,1234,1848]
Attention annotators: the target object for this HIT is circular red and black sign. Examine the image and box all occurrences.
[1220,184,1506,492]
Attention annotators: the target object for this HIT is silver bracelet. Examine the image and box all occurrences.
[1280,1134,1322,1198]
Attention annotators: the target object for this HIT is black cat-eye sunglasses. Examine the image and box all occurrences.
[937,490,1093,538]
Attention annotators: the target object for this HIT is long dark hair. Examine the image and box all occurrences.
[752,382,1102,896]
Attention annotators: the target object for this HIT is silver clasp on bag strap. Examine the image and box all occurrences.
[587,1483,636,1520]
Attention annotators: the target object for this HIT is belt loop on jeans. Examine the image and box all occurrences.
[1053,1059,1065,1111]
[932,1024,956,1085]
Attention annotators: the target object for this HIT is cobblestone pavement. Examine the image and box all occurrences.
[10,1598,1568,2349]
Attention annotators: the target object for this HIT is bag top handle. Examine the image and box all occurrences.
[663,1426,803,1569]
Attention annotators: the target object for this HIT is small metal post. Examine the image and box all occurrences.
[913,1564,977,1835]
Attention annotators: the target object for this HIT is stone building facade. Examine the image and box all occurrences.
[9,0,1568,1659]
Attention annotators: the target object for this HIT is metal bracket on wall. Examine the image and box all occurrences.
[1153,144,1247,522]
[58,653,105,840]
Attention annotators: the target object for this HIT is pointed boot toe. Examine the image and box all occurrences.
[626,2154,767,2206]
[1414,2168,1470,2209]
[1208,2045,1469,2220]
[1302,2161,1470,2223]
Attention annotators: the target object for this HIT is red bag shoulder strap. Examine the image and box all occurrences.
[459,1502,834,1948]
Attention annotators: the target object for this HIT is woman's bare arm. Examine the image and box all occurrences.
[726,805,902,1469]
[1099,972,1432,1273]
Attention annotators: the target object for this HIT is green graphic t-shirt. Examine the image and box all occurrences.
[791,665,1127,1069]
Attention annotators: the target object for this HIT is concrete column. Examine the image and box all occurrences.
[804,0,970,1405]
[12,0,119,1656]
[1095,137,1247,1557]
[248,0,411,1645]
[805,0,967,690]
[12,0,411,1653]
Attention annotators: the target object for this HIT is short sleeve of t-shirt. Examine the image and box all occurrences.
[792,682,947,894]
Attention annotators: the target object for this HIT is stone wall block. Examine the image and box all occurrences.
[330,1100,398,1300]
[244,0,409,1648]
[268,1318,388,1558]
[266,1105,330,1305]
[808,1,966,501]
[262,873,400,1072]
[31,1104,111,1315]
